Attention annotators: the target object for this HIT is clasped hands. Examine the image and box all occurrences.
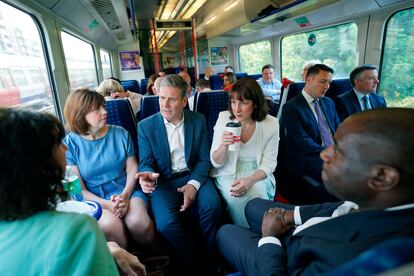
[110,193,130,218]
[135,172,197,212]
[261,207,294,238]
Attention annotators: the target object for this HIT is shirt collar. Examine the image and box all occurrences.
[302,89,316,105]
[354,89,370,100]
[163,112,185,127]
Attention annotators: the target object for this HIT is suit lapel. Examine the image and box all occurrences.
[298,94,319,133]
[155,113,172,170]
[350,90,362,112]
[183,110,193,164]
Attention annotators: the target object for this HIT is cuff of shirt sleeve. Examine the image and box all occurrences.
[258,236,281,247]
[188,180,201,191]
[294,206,302,225]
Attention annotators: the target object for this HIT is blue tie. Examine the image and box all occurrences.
[362,95,370,110]
[312,99,333,147]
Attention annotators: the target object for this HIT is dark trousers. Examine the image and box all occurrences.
[150,175,222,275]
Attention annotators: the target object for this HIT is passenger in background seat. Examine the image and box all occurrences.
[204,66,214,81]
[224,65,234,73]
[335,64,386,121]
[189,79,212,111]
[222,72,237,91]
[301,60,321,81]
[146,73,160,95]
[63,89,157,251]
[280,64,340,200]
[210,78,279,227]
[97,79,143,115]
[257,64,282,102]
[152,76,165,95]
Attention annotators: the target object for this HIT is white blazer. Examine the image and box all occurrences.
[210,111,279,185]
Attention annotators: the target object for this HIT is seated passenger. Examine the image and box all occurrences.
[301,59,321,81]
[136,75,222,275]
[97,79,143,115]
[63,89,156,250]
[257,64,282,102]
[204,66,214,81]
[146,73,160,95]
[152,76,164,95]
[0,108,145,275]
[335,64,386,121]
[189,79,212,110]
[224,65,234,73]
[280,64,340,197]
[217,108,414,275]
[222,72,237,91]
[210,78,279,227]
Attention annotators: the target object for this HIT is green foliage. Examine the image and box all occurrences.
[239,40,272,74]
[380,8,414,108]
[281,23,358,81]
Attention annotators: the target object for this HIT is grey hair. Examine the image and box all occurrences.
[96,79,124,97]
[160,74,187,98]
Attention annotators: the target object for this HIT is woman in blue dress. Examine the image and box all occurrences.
[64,89,156,249]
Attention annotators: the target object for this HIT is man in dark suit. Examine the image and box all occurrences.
[217,108,414,275]
[136,75,222,275]
[335,64,386,121]
[279,64,340,200]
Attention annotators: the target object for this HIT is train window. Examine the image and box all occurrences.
[0,2,55,114]
[380,8,414,108]
[239,40,272,74]
[281,23,358,81]
[29,69,43,84]
[11,69,28,86]
[61,31,98,91]
[100,49,112,80]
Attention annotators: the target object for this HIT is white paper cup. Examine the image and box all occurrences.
[226,122,241,151]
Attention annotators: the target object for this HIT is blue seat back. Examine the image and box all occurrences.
[248,74,262,80]
[326,78,352,99]
[140,78,149,95]
[235,72,248,79]
[210,75,223,90]
[105,99,138,157]
[140,95,160,121]
[121,80,141,94]
[195,91,229,146]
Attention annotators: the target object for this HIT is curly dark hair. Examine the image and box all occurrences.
[0,108,65,221]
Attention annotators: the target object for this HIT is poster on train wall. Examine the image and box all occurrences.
[119,51,142,71]
[210,47,228,65]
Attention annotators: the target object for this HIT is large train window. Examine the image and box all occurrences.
[100,49,112,80]
[239,40,272,74]
[380,8,414,108]
[61,31,98,91]
[281,23,358,81]
[0,2,55,114]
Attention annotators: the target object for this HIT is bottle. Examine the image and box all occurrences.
[62,165,84,201]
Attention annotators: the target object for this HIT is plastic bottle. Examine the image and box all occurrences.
[62,165,84,201]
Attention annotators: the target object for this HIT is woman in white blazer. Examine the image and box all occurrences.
[210,78,279,226]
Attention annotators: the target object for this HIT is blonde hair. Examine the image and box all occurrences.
[96,79,124,97]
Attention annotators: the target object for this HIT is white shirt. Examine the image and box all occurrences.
[302,90,318,120]
[354,89,372,110]
[163,115,201,190]
[258,201,414,248]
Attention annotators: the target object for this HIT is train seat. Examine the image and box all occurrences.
[209,75,223,90]
[276,81,305,119]
[140,95,160,121]
[121,80,141,94]
[140,78,149,95]
[194,91,229,146]
[105,98,138,157]
[235,72,248,79]
[326,78,352,99]
[247,74,262,80]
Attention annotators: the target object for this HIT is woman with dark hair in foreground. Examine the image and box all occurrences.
[0,108,145,275]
